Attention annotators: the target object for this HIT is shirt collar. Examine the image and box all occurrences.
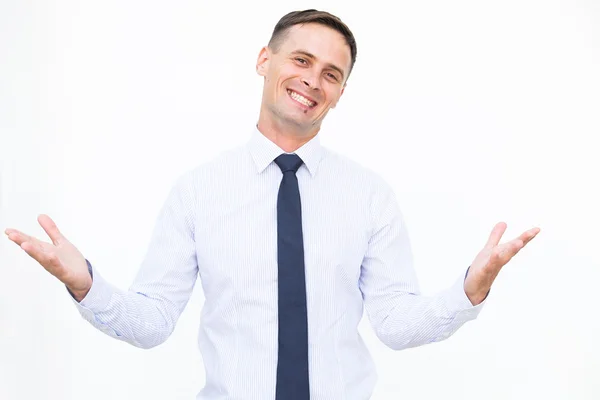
[246,125,325,177]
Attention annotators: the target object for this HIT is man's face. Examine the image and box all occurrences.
[256,23,351,133]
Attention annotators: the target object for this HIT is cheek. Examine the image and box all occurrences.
[324,87,343,107]
[265,73,282,98]
[275,64,301,85]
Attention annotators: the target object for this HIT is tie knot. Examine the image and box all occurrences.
[275,154,304,174]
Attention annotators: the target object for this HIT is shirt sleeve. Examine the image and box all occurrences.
[359,181,485,351]
[68,173,199,349]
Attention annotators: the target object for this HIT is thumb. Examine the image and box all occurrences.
[38,214,65,246]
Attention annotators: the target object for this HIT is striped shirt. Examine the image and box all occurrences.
[72,127,484,399]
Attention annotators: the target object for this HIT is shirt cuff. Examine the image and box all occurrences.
[68,259,114,314]
[442,269,486,323]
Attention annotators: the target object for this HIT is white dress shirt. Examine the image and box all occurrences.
[72,127,485,399]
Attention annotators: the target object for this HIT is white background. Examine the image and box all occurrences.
[1,1,599,399]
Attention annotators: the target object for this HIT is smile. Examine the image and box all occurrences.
[287,89,317,108]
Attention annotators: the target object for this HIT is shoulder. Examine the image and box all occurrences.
[322,147,403,234]
[179,142,249,182]
[164,142,248,201]
[321,146,395,195]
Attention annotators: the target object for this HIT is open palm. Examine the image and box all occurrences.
[5,214,91,297]
[464,222,540,305]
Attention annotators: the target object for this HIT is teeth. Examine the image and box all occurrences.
[288,90,315,107]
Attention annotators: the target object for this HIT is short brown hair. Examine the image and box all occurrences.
[268,9,357,77]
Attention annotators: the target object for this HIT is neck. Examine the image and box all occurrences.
[257,111,319,153]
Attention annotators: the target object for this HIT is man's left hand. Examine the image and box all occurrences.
[464,222,540,305]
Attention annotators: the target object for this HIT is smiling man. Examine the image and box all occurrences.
[256,15,352,152]
[5,9,539,400]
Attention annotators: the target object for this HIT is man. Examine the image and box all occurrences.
[5,9,539,400]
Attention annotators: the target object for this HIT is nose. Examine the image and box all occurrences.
[301,74,320,91]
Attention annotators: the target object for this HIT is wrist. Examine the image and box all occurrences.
[67,259,93,302]
[465,287,490,306]
[69,287,91,302]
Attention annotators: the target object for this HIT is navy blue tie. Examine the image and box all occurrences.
[274,154,310,400]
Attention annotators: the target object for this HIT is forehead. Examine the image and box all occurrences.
[278,23,351,72]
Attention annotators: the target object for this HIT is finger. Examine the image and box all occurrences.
[485,222,507,249]
[38,214,65,246]
[6,230,35,247]
[494,239,524,263]
[20,239,58,268]
[517,227,540,247]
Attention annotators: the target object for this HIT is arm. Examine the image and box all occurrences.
[359,183,484,351]
[71,173,199,349]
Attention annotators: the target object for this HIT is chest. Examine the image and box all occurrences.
[193,177,371,294]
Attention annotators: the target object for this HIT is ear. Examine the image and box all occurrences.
[330,84,346,109]
[256,46,270,77]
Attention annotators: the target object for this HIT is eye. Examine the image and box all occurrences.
[295,57,308,65]
[326,72,339,82]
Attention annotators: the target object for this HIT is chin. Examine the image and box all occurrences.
[283,116,310,129]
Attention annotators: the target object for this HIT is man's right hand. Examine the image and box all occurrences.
[5,214,92,302]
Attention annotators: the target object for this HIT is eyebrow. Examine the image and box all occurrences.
[291,50,346,81]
